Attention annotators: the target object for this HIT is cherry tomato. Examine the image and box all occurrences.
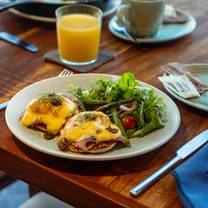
[122,115,137,129]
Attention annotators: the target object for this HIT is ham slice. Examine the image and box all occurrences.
[70,135,127,153]
[73,137,98,151]
[161,63,208,94]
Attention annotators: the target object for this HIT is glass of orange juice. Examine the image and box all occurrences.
[56,4,102,66]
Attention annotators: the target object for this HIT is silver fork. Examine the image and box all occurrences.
[58,68,73,77]
[0,68,74,110]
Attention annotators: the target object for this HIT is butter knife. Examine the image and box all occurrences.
[129,129,208,197]
[0,32,38,53]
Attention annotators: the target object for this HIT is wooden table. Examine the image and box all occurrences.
[0,0,208,207]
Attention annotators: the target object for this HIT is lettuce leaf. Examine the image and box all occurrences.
[67,72,166,138]
[131,108,165,137]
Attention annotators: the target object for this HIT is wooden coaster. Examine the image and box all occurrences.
[44,49,114,73]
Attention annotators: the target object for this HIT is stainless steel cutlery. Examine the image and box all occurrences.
[0,32,38,53]
[129,130,208,197]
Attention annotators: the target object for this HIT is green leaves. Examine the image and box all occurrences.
[68,73,145,103]
[132,108,164,138]
[67,72,166,138]
[89,78,120,102]
[68,84,83,98]
[118,72,138,99]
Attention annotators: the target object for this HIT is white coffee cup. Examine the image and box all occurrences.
[117,0,166,38]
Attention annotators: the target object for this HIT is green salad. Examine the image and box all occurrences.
[68,72,166,141]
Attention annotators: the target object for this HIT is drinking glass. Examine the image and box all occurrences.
[56,4,102,65]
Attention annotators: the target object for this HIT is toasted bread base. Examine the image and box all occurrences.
[58,138,117,154]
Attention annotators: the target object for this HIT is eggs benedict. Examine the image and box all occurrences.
[20,93,78,138]
[58,111,127,153]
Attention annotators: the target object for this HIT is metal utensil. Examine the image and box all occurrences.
[0,69,73,111]
[0,32,38,53]
[111,20,137,43]
[129,129,208,197]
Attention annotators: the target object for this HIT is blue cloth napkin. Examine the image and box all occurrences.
[173,143,208,208]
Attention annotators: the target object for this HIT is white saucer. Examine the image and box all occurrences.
[9,0,121,23]
[108,10,197,43]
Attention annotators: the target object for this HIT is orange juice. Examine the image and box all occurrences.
[57,14,101,64]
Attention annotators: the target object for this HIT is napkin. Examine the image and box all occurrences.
[163,5,189,24]
[161,63,208,94]
[163,12,189,24]
[173,143,208,208]
[44,49,114,73]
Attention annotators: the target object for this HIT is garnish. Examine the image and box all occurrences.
[80,113,97,122]
[39,93,64,106]
[31,93,65,117]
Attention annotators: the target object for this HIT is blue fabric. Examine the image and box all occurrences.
[173,143,208,208]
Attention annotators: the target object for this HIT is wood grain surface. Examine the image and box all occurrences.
[0,0,208,207]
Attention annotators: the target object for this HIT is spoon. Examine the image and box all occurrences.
[111,20,138,43]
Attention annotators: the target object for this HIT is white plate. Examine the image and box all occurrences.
[108,10,197,43]
[163,64,208,111]
[9,0,121,23]
[5,74,180,161]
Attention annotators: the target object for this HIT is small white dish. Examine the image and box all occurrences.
[108,10,197,43]
[9,0,121,23]
[5,74,180,161]
[163,64,208,111]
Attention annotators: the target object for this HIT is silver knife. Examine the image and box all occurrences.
[129,129,208,197]
[0,32,38,53]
